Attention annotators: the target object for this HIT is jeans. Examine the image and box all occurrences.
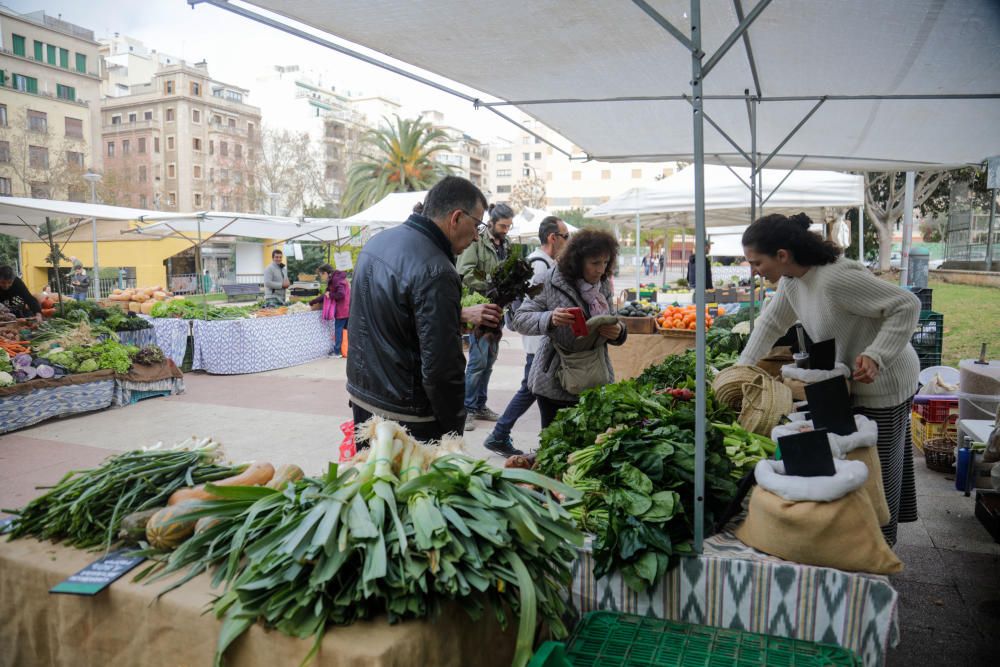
[73,291,88,301]
[492,354,536,440]
[351,404,446,444]
[333,317,349,355]
[464,333,498,412]
[537,395,578,429]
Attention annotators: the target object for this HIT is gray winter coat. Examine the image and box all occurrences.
[511,267,626,402]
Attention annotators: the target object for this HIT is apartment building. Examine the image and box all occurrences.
[0,6,102,199]
[100,59,262,212]
[420,110,488,191]
[488,118,674,210]
[100,32,181,99]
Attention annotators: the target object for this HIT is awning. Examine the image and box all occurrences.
[587,164,863,228]
[0,196,165,242]
[128,212,346,245]
[509,207,580,244]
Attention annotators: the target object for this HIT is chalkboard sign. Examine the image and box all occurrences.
[50,551,145,596]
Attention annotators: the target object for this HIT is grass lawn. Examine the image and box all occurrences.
[927,280,1000,367]
[185,293,230,304]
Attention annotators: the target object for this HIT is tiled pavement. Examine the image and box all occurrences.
[1,332,996,664]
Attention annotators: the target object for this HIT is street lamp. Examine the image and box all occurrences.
[82,171,102,299]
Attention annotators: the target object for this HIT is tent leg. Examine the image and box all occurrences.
[859,205,865,264]
[196,215,208,319]
[747,96,757,331]
[900,172,915,287]
[635,213,641,294]
[985,189,996,272]
[690,0,706,554]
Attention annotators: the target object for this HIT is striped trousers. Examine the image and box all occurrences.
[857,397,918,546]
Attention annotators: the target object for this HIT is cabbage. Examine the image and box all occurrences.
[77,359,99,373]
[13,353,33,368]
[36,364,55,379]
[0,371,13,387]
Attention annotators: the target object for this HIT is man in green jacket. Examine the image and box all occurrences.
[456,202,513,431]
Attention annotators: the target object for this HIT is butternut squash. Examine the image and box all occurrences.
[167,462,275,505]
[265,464,305,490]
[128,302,142,313]
[146,502,199,550]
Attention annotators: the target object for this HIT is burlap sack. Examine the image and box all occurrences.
[845,446,891,527]
[735,469,902,575]
[754,346,794,377]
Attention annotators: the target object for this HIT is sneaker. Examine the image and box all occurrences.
[483,433,524,458]
[464,412,476,431]
[328,352,342,358]
[474,406,501,421]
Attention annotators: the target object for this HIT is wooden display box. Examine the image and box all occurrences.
[619,316,657,335]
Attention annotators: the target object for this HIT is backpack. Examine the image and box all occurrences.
[505,255,553,330]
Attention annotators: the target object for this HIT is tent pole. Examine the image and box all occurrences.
[747,95,758,332]
[859,205,865,264]
[900,172,915,287]
[635,213,641,294]
[690,0,706,554]
[985,189,996,272]
[45,217,66,317]
[196,214,208,320]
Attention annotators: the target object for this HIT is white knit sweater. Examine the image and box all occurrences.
[738,258,921,408]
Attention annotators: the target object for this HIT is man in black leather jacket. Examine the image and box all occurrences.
[346,176,501,440]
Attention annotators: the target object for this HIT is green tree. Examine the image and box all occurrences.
[339,115,452,216]
[0,234,18,268]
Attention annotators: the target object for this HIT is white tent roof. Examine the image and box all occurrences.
[345,191,427,227]
[509,207,580,244]
[0,196,165,241]
[241,0,1000,170]
[128,212,346,244]
[586,164,863,228]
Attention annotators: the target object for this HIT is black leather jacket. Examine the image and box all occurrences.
[346,215,466,434]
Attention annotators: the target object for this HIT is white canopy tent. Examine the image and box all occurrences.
[195,0,1000,550]
[125,212,345,246]
[509,207,580,244]
[0,196,166,242]
[304,191,428,242]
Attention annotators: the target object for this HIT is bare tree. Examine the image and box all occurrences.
[0,107,89,200]
[509,174,547,211]
[864,171,949,271]
[240,127,322,215]
[97,151,149,207]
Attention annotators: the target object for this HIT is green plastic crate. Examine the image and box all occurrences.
[540,611,861,667]
[911,310,943,371]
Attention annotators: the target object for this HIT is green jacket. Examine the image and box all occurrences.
[456,230,510,294]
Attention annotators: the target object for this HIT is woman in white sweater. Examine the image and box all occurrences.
[738,213,921,545]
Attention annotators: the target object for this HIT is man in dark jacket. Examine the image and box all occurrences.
[686,240,713,289]
[0,266,42,321]
[346,176,500,441]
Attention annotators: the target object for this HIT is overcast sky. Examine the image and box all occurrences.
[10,0,523,142]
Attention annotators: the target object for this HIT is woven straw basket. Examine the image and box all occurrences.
[711,365,771,411]
[739,375,794,435]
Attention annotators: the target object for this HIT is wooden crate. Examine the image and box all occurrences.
[619,316,657,335]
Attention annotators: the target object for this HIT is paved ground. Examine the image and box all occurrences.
[1,332,997,665]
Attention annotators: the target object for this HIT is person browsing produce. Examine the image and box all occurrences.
[456,202,514,432]
[347,176,501,441]
[736,212,921,545]
[263,249,290,302]
[70,266,90,301]
[310,263,351,358]
[0,266,42,322]
[511,229,627,427]
[483,216,570,457]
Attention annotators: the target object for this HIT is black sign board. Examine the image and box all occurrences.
[805,376,857,436]
[808,338,837,371]
[777,429,837,477]
[50,550,145,596]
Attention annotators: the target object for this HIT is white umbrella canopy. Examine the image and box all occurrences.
[303,191,429,242]
[0,196,166,241]
[586,164,863,229]
[509,207,580,244]
[128,212,343,244]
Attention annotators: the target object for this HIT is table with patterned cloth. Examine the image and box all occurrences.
[191,311,331,374]
[568,531,899,667]
[141,317,190,367]
[116,328,158,349]
[0,380,116,434]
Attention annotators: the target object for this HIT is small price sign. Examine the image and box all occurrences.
[50,550,145,596]
[334,251,354,272]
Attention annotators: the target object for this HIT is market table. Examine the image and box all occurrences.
[568,531,899,667]
[0,371,116,435]
[142,316,190,368]
[191,311,331,374]
[609,331,695,380]
[0,538,517,667]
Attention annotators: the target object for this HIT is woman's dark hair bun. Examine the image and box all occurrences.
[789,212,812,230]
[488,203,496,212]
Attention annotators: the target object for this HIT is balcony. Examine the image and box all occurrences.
[208,120,246,137]
[103,119,157,133]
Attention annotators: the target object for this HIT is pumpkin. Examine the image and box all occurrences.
[265,464,305,490]
[118,507,162,543]
[194,516,224,535]
[140,301,156,314]
[128,302,142,313]
[41,308,56,318]
[167,462,275,505]
[146,502,199,550]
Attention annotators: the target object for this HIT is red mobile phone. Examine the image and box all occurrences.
[568,307,588,336]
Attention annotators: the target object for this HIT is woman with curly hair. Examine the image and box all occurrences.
[512,229,628,426]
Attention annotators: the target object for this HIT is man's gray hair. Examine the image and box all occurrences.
[422,176,487,221]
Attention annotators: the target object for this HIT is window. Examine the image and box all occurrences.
[168,164,176,179]
[209,168,215,182]
[571,171,582,180]
[27,110,47,133]
[192,109,200,123]
[66,151,84,167]
[212,114,222,125]
[59,48,69,69]
[496,185,512,194]
[193,165,202,179]
[220,168,229,182]
[194,193,203,207]
[166,108,175,122]
[138,165,147,182]
[75,53,87,74]
[0,141,9,163]
[167,136,175,150]
[0,177,11,196]
[111,115,121,125]
[228,118,236,128]
[164,80,175,95]
[247,122,254,138]
[534,152,542,160]
[523,152,531,161]
[496,168,511,178]
[46,44,57,64]
[190,82,201,96]
[154,137,160,153]
[167,192,176,206]
[30,182,50,198]
[34,41,43,61]
[122,139,130,155]
[221,195,231,209]
[14,74,39,94]
[522,137,531,144]
[193,138,202,151]
[497,153,512,162]
[12,35,26,57]
[601,170,611,180]
[65,117,83,138]
[144,110,153,120]
[233,171,242,185]
[220,141,228,157]
[128,112,137,123]
[138,137,146,153]
[139,194,147,208]
[56,84,76,101]
[28,145,48,169]
[0,104,6,127]
[234,143,242,158]
[107,141,115,157]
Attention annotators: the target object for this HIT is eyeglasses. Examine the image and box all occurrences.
[555,233,570,240]
[458,209,487,234]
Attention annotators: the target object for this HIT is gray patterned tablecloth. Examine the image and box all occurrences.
[142,317,190,367]
[191,311,331,374]
[0,380,116,434]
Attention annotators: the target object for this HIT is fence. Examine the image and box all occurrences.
[82,278,136,300]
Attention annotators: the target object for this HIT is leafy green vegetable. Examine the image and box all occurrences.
[149,299,255,320]
[132,345,165,366]
[460,286,490,308]
[0,349,12,374]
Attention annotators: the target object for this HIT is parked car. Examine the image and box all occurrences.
[889,252,902,269]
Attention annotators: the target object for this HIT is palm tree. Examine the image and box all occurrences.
[340,115,453,216]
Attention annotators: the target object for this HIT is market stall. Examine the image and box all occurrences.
[190,310,331,374]
[0,370,116,434]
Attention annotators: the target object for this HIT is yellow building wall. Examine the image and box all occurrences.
[20,238,191,293]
